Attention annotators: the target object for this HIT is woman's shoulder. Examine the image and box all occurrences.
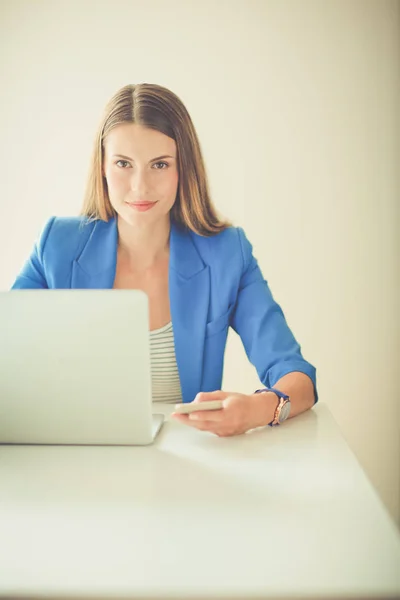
[38,215,101,244]
[191,224,244,246]
[35,215,101,261]
[41,215,96,236]
[189,225,252,267]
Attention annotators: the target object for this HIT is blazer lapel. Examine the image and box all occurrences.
[71,218,118,289]
[70,217,209,404]
[169,223,210,404]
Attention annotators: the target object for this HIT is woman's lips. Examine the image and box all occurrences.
[126,202,157,212]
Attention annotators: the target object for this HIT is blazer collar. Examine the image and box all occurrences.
[75,216,206,281]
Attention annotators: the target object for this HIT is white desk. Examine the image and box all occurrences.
[0,402,399,600]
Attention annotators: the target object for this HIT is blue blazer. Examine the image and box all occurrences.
[11,216,317,404]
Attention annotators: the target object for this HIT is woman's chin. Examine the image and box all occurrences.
[115,204,171,228]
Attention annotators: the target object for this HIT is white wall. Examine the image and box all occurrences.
[1,0,399,524]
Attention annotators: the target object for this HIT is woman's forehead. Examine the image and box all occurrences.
[104,123,176,158]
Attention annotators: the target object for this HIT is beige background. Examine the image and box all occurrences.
[1,0,399,524]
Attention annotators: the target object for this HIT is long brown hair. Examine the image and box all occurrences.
[80,83,231,236]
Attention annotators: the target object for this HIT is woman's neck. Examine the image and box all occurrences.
[117,215,171,271]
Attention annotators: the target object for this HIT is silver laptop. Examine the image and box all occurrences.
[0,289,164,445]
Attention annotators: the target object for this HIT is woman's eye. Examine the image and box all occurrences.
[115,160,169,170]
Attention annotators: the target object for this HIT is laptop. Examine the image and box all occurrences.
[0,289,164,445]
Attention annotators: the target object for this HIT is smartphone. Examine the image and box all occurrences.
[174,400,224,414]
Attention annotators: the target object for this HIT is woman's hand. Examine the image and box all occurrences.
[170,390,271,437]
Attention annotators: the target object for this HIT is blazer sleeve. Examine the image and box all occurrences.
[230,227,318,403]
[10,217,55,289]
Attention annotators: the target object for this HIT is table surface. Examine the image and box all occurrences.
[0,402,399,600]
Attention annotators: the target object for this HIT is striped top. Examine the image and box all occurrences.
[149,321,183,403]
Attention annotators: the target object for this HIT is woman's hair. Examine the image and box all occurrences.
[80,83,231,236]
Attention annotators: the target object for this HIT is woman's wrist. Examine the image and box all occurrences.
[249,391,277,428]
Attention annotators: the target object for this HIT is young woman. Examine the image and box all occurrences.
[11,83,317,437]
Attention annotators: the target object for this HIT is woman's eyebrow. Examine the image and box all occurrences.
[112,154,176,161]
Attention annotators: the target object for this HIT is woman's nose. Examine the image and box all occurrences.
[130,169,149,196]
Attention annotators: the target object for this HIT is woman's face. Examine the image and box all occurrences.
[102,123,179,227]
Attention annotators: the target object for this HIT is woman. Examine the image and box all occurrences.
[11,83,317,437]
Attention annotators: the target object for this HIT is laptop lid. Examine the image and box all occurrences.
[0,289,158,445]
